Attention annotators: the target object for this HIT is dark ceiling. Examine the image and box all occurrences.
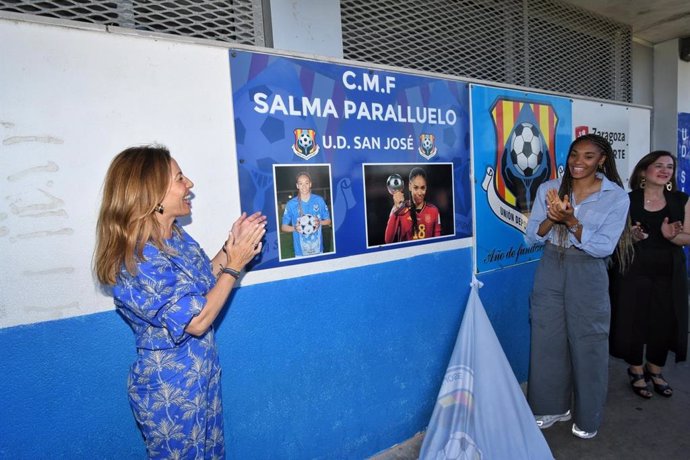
[561,0,690,44]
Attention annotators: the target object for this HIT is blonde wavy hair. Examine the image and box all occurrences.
[94,145,172,285]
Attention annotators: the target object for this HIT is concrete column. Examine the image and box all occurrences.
[652,39,680,152]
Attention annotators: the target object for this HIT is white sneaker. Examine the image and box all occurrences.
[571,423,597,439]
[535,410,571,429]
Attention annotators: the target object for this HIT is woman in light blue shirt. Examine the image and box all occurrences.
[525,134,632,440]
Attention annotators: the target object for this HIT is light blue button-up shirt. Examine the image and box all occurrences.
[525,173,629,258]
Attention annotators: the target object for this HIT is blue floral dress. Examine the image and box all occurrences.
[113,226,225,459]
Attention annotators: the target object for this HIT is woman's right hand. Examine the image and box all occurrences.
[391,190,404,212]
[631,221,648,242]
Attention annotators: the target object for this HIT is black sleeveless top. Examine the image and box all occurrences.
[629,189,687,248]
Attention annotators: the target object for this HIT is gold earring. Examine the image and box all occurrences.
[640,178,646,189]
[666,181,673,191]
[154,204,164,214]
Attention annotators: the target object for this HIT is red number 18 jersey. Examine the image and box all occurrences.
[384,202,441,243]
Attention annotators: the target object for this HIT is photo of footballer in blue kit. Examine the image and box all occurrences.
[276,165,334,260]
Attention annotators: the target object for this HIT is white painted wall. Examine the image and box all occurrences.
[0,19,240,326]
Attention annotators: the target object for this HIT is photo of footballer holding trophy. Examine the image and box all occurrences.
[385,167,442,243]
[363,163,455,247]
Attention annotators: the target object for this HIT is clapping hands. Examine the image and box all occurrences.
[631,218,682,242]
[546,189,574,223]
[223,212,267,270]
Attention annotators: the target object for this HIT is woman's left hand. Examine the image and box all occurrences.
[226,222,266,271]
[661,217,683,240]
[546,189,565,212]
[231,211,267,240]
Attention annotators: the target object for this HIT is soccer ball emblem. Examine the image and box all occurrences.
[292,128,320,159]
[298,214,317,235]
[418,133,438,159]
[386,174,404,194]
[509,123,543,177]
[436,432,482,460]
[297,132,313,153]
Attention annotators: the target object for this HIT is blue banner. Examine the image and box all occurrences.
[471,85,571,273]
[678,112,690,268]
[419,278,553,460]
[678,112,690,192]
[230,50,471,269]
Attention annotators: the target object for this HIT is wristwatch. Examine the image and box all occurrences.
[567,222,582,233]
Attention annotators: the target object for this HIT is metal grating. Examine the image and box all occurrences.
[341,0,632,102]
[0,0,264,46]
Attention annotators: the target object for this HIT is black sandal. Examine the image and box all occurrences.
[644,365,673,398]
[627,368,652,399]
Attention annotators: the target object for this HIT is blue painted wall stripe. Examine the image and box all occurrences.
[0,248,535,458]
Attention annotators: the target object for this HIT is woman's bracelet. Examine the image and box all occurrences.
[567,221,582,233]
[220,265,240,280]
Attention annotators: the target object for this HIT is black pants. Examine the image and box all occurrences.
[624,246,675,367]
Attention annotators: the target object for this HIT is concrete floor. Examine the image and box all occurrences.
[371,356,690,460]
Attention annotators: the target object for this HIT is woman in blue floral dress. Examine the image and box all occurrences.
[94,146,266,459]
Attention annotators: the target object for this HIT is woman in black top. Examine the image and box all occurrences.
[610,151,690,399]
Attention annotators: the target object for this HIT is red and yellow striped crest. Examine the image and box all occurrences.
[490,99,558,207]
